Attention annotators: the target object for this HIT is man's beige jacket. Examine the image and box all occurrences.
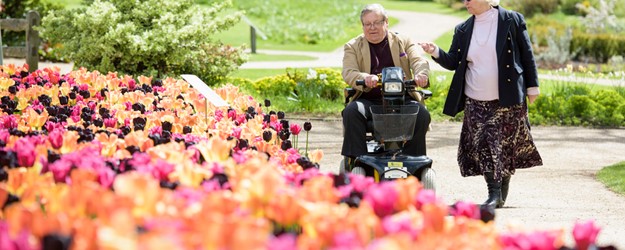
[342,31,430,103]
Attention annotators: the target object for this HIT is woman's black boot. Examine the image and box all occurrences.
[483,172,503,209]
[500,175,511,207]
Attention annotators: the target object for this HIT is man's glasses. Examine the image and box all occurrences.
[363,20,385,29]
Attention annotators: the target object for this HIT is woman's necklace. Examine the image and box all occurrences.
[474,10,496,47]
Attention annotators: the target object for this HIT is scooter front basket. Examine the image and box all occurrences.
[370,105,419,142]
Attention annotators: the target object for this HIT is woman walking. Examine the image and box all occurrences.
[419,0,543,209]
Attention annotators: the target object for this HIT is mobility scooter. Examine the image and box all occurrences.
[340,67,436,191]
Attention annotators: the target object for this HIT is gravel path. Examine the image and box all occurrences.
[294,117,625,248]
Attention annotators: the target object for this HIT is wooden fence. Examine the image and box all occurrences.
[0,11,41,72]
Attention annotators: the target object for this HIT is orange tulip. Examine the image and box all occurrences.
[393,177,422,212]
[113,172,162,217]
[193,137,235,163]
[298,175,340,203]
[265,189,303,226]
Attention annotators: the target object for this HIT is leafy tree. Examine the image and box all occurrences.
[38,0,246,85]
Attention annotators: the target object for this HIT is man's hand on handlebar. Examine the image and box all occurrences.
[414,74,428,88]
[365,74,379,88]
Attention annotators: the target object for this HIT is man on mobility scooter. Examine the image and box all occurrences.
[340,3,435,190]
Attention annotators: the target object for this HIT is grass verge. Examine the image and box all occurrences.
[597,161,625,196]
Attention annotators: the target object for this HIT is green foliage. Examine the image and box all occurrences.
[502,0,558,17]
[288,80,324,112]
[527,14,576,47]
[233,0,361,45]
[37,0,246,85]
[284,68,348,112]
[529,81,625,127]
[571,33,625,63]
[252,74,297,97]
[286,68,347,101]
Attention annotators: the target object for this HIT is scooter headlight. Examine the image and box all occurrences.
[384,81,403,93]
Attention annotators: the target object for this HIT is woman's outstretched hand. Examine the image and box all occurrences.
[418,42,438,55]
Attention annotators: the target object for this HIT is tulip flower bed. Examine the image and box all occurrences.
[0,64,609,249]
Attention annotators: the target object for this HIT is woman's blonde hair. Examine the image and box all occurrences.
[486,0,500,6]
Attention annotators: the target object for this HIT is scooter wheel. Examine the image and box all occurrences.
[351,166,366,176]
[339,157,351,174]
[420,167,437,193]
[339,159,345,174]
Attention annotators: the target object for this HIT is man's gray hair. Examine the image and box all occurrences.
[360,4,388,23]
[487,0,500,6]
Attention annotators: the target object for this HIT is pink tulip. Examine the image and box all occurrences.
[214,109,224,122]
[382,213,422,240]
[152,160,175,181]
[500,230,561,250]
[97,167,116,188]
[128,79,137,90]
[48,129,64,149]
[450,200,480,219]
[49,159,73,182]
[331,231,363,250]
[30,103,44,113]
[231,127,242,139]
[348,174,375,193]
[416,189,438,209]
[79,83,89,91]
[15,138,36,167]
[87,101,97,111]
[0,130,10,144]
[149,126,163,136]
[44,121,66,132]
[235,114,247,125]
[104,118,117,128]
[0,222,35,250]
[227,109,237,120]
[0,115,17,129]
[573,220,601,250]
[267,234,297,250]
[364,182,399,218]
[290,124,302,136]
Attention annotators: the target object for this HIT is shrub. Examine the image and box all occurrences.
[535,27,576,68]
[571,33,624,63]
[502,0,558,17]
[287,68,346,101]
[37,0,246,85]
[252,74,297,97]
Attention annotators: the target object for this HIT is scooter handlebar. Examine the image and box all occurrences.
[355,79,416,87]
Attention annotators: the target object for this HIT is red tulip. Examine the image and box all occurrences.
[290,124,302,136]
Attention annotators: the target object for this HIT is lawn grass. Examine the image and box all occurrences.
[247,53,317,62]
[597,161,625,196]
[58,0,84,9]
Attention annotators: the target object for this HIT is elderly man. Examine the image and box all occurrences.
[341,3,431,159]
